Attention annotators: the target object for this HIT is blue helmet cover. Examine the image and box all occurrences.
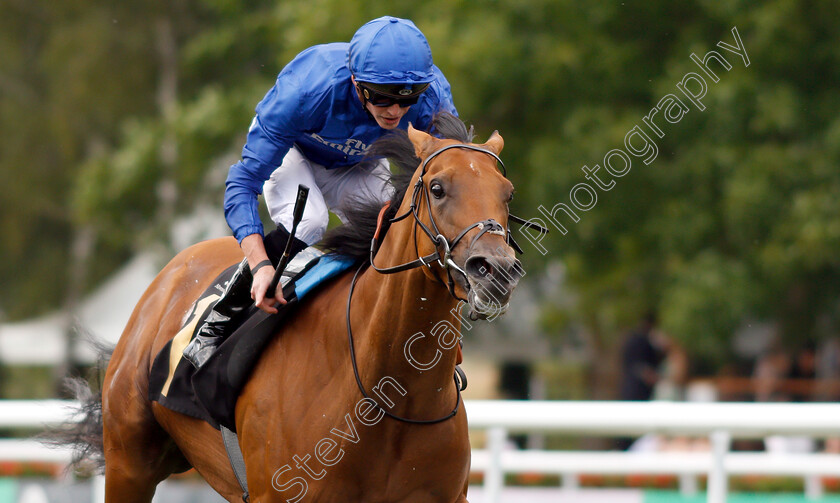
[348,16,435,85]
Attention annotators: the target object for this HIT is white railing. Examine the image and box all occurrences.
[3,400,840,503]
[467,400,840,503]
[0,399,105,503]
[0,399,79,464]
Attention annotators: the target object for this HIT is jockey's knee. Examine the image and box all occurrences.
[296,217,328,246]
[268,189,328,245]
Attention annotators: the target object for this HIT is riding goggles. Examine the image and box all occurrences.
[357,82,430,107]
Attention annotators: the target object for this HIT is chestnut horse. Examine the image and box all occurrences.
[66,114,523,502]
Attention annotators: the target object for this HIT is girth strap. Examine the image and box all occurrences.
[221,425,250,502]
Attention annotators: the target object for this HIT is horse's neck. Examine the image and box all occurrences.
[349,223,461,413]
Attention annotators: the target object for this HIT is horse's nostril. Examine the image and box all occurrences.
[465,256,492,279]
[466,256,524,286]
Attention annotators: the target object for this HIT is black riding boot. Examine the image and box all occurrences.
[183,258,254,368]
[263,225,308,265]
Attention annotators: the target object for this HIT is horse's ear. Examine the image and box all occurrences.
[407,123,438,159]
[481,130,504,155]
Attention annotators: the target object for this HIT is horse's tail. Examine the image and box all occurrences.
[40,338,112,474]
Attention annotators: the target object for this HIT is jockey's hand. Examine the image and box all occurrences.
[251,265,287,314]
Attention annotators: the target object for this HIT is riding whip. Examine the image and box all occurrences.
[267,184,309,297]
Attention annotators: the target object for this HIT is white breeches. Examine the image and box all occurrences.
[262,146,393,245]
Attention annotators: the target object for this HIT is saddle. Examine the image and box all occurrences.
[148,248,355,431]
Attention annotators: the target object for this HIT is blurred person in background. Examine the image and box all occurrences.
[183,16,458,368]
[789,341,817,402]
[753,342,792,402]
[619,312,668,402]
[615,311,668,450]
[653,336,689,401]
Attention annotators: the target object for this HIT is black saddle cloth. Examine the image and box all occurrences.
[148,252,353,431]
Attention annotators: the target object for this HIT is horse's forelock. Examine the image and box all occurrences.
[433,112,474,143]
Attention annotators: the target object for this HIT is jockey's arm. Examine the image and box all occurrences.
[240,233,286,314]
[225,79,308,314]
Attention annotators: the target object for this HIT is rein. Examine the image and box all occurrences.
[346,263,462,424]
[348,143,548,425]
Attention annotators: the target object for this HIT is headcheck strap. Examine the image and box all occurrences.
[418,143,506,177]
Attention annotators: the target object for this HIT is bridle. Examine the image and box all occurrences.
[348,143,549,424]
[369,143,545,301]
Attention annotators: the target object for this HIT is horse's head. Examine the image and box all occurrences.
[403,125,523,320]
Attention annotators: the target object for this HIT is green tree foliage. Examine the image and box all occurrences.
[506,0,840,368]
[0,0,154,317]
[2,0,838,376]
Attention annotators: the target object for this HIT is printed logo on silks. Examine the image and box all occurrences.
[309,134,371,156]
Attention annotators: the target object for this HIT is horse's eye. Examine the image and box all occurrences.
[430,182,445,199]
[508,191,515,203]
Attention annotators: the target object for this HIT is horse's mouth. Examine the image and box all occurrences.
[453,250,521,320]
[465,280,511,321]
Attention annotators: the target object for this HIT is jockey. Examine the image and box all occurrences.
[184,16,458,368]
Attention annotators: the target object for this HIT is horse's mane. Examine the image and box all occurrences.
[319,112,474,260]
